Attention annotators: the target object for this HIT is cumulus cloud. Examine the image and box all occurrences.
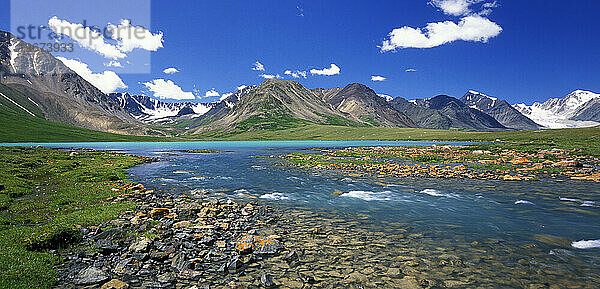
[380,15,502,50]
[163,67,179,74]
[252,61,265,71]
[105,61,123,68]
[49,17,126,59]
[429,0,482,16]
[406,68,417,72]
[106,20,164,52]
[260,74,282,79]
[143,79,195,100]
[49,17,164,59]
[284,70,307,78]
[310,64,340,76]
[371,75,387,81]
[204,89,219,98]
[57,57,126,94]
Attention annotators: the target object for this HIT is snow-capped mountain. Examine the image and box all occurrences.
[513,90,600,128]
[108,93,217,123]
[461,90,540,130]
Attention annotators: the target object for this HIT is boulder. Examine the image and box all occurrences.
[261,273,276,288]
[128,237,152,253]
[73,267,110,285]
[101,279,129,289]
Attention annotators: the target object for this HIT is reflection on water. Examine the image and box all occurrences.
[6,141,599,286]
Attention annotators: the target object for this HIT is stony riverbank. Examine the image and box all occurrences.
[54,182,600,289]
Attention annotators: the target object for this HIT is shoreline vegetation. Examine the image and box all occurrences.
[0,147,155,288]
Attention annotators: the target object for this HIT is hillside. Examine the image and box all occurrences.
[461,91,540,130]
[322,83,415,127]
[0,31,162,136]
[189,79,362,134]
[0,84,161,142]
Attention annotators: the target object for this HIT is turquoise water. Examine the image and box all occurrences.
[4,141,600,284]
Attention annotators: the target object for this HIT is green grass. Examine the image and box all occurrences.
[0,147,148,288]
[192,124,600,157]
[0,84,171,143]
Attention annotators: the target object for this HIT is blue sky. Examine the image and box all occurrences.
[1,0,599,104]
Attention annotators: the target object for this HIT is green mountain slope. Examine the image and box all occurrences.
[0,84,160,142]
[190,79,362,134]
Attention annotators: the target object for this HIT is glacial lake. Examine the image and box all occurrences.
[4,141,600,286]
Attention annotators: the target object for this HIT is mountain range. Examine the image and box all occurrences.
[514,90,600,128]
[0,31,168,136]
[0,30,598,137]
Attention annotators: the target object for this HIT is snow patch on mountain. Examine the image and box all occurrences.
[378,94,394,102]
[9,38,19,72]
[514,90,600,128]
[109,93,217,122]
[191,103,212,115]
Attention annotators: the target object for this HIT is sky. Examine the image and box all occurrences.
[1,0,599,104]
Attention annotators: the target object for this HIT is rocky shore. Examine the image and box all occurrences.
[55,183,286,289]
[275,146,600,182]
[53,182,600,289]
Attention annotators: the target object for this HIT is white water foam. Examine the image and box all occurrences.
[173,170,192,174]
[259,193,290,200]
[560,197,581,202]
[560,198,596,207]
[572,239,600,249]
[340,190,392,201]
[580,201,596,207]
[419,189,459,198]
[515,200,534,205]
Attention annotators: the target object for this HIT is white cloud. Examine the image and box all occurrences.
[252,61,265,71]
[260,74,282,79]
[106,20,164,52]
[381,15,502,50]
[483,1,499,8]
[143,79,195,100]
[406,68,417,72]
[310,64,341,76]
[429,0,482,16]
[57,57,126,94]
[105,61,123,68]
[204,89,219,98]
[371,75,387,81]
[163,67,179,74]
[284,70,307,78]
[49,17,126,59]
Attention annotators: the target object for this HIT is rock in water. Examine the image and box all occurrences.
[227,257,243,273]
[73,267,110,285]
[171,252,188,272]
[283,249,299,262]
[260,273,276,288]
[236,235,280,255]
